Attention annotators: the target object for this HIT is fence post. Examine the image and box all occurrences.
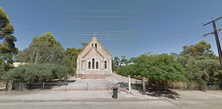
[136,79,137,90]
[87,83,88,91]
[19,83,21,91]
[43,82,45,91]
[65,82,66,91]
[128,75,131,91]
[11,83,13,91]
[164,82,166,90]
[184,82,186,90]
[204,82,207,91]
[142,77,145,94]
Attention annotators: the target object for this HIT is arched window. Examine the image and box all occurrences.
[88,62,91,69]
[105,61,107,69]
[92,43,93,46]
[95,43,97,49]
[96,62,99,69]
[92,58,95,69]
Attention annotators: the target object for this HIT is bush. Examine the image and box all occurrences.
[2,64,73,84]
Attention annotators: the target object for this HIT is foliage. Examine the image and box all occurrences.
[113,56,120,67]
[180,40,218,59]
[0,7,18,69]
[0,60,6,80]
[2,64,72,84]
[112,56,120,71]
[0,7,18,82]
[117,64,135,76]
[80,42,89,48]
[117,53,185,83]
[14,32,64,64]
[63,47,82,75]
[179,55,222,83]
[120,55,128,65]
[116,40,221,90]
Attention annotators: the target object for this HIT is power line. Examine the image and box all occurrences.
[11,15,139,18]
[5,8,222,13]
[12,21,151,23]
[15,34,205,39]
[15,31,205,36]
[13,28,210,33]
[202,16,222,68]
[203,28,222,37]
[7,14,218,18]
[46,36,204,40]
[171,36,204,53]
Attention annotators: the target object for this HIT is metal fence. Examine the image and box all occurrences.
[12,82,115,91]
[0,82,6,91]
[130,81,222,91]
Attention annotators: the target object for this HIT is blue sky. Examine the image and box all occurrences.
[1,0,222,59]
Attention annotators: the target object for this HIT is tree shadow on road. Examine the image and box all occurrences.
[146,89,180,100]
[117,82,180,99]
[116,82,128,88]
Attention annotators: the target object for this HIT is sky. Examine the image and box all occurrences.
[1,0,222,59]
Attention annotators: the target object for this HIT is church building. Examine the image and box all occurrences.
[76,34,112,79]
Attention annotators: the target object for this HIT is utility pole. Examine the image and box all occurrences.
[203,17,222,68]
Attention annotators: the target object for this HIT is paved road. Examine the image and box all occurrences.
[0,98,221,109]
[1,90,222,109]
[1,74,222,109]
[0,99,174,109]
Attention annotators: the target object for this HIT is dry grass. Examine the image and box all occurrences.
[133,75,149,81]
[167,81,203,90]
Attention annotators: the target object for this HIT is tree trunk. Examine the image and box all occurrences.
[31,48,36,64]
[43,55,52,63]
[6,80,12,91]
[34,54,41,64]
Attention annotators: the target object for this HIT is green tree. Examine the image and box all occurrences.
[180,40,217,59]
[179,55,222,83]
[117,64,135,76]
[117,53,185,83]
[80,42,89,48]
[120,55,128,65]
[113,56,120,67]
[0,7,18,69]
[0,7,17,89]
[2,64,72,84]
[63,47,82,75]
[178,40,222,83]
[15,32,64,64]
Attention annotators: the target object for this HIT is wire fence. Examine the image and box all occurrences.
[129,80,222,91]
[12,82,115,91]
[0,82,6,91]
[4,79,222,92]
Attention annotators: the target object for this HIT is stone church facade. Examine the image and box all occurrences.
[76,35,112,79]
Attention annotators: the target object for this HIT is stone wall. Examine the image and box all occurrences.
[76,74,112,79]
[76,36,112,78]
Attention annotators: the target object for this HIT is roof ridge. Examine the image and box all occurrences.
[78,36,111,57]
[95,39,111,56]
[82,47,104,58]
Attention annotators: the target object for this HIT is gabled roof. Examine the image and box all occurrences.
[95,39,112,56]
[82,46,104,58]
[78,36,111,58]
